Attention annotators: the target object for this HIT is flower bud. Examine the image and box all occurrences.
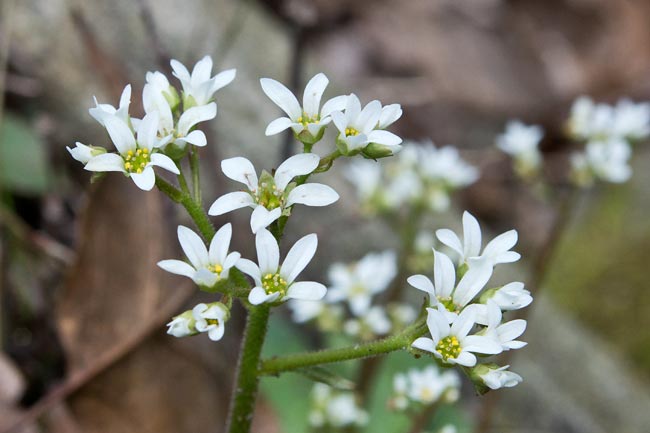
[166,310,199,337]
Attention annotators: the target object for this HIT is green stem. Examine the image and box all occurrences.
[155,175,215,240]
[226,305,271,433]
[189,146,201,204]
[177,167,191,196]
[314,149,342,173]
[260,316,427,376]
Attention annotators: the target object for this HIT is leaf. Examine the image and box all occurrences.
[295,366,356,391]
[0,113,50,195]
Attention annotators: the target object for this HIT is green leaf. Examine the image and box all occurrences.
[295,365,356,390]
[0,113,50,194]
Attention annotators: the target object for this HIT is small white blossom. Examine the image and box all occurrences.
[157,224,241,287]
[480,300,527,351]
[476,364,523,390]
[568,96,650,142]
[208,153,339,233]
[89,84,132,127]
[489,282,533,311]
[611,98,650,141]
[66,142,106,164]
[391,365,460,410]
[343,305,392,340]
[83,111,179,191]
[331,94,402,156]
[260,73,347,144]
[192,302,229,341]
[496,121,543,176]
[237,229,326,305]
[327,250,397,316]
[170,55,236,107]
[408,249,493,324]
[412,306,502,367]
[571,139,632,185]
[309,384,368,428]
[436,211,520,268]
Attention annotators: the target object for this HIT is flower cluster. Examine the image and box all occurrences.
[390,365,460,411]
[308,384,368,429]
[496,120,544,179]
[344,140,478,215]
[409,211,530,391]
[68,56,236,190]
[567,96,650,185]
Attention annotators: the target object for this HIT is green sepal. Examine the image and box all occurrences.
[90,171,107,184]
[164,141,190,161]
[295,126,325,146]
[361,142,396,159]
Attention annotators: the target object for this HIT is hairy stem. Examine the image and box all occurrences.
[260,317,427,376]
[226,305,271,433]
[190,146,201,204]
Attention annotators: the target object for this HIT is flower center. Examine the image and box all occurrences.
[207,264,223,276]
[297,113,320,127]
[262,272,288,296]
[438,297,459,313]
[436,336,461,361]
[205,318,220,327]
[123,148,150,174]
[256,181,284,210]
[345,127,360,137]
[419,387,435,403]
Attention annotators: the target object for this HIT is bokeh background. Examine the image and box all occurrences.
[0,0,649,432]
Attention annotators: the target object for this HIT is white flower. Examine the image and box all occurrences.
[287,299,325,323]
[416,143,479,189]
[439,425,458,433]
[489,282,532,311]
[436,211,520,268]
[66,142,106,164]
[260,73,347,144]
[208,153,339,233]
[476,365,523,390]
[166,310,197,337]
[327,250,397,316]
[143,71,215,148]
[408,249,493,323]
[576,139,632,184]
[611,98,650,141]
[568,96,650,142]
[236,229,326,305]
[344,305,392,339]
[412,306,502,367]
[192,302,229,341]
[89,84,132,127]
[378,103,403,129]
[480,300,527,351]
[83,111,179,191]
[404,366,460,405]
[170,55,236,107]
[343,159,383,203]
[331,94,402,156]
[309,384,368,428]
[157,224,241,287]
[496,121,543,175]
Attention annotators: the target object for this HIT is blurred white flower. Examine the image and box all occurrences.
[476,364,523,390]
[237,229,326,305]
[344,305,392,340]
[192,302,229,341]
[327,250,397,316]
[308,384,368,428]
[208,153,339,233]
[157,224,240,288]
[496,120,543,176]
[571,139,632,185]
[436,211,520,268]
[391,365,460,410]
[170,55,236,107]
[412,306,501,367]
[567,96,650,142]
[83,111,179,190]
[260,73,347,144]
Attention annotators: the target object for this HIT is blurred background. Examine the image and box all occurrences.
[0,0,649,432]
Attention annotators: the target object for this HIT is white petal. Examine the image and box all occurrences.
[367,130,402,146]
[302,73,328,116]
[286,183,339,207]
[330,110,347,132]
[177,130,207,147]
[434,250,456,298]
[407,274,434,295]
[454,263,492,307]
[498,319,527,342]
[177,225,209,269]
[157,259,196,279]
[137,111,159,150]
[356,100,382,132]
[236,258,262,285]
[483,230,518,258]
[67,142,94,164]
[250,206,282,233]
[210,68,237,94]
[207,324,225,341]
[84,153,125,172]
[426,307,449,341]
[454,351,477,367]
[260,78,301,120]
[129,167,156,191]
[344,94,361,122]
[265,117,293,136]
[249,286,279,305]
[194,268,218,287]
[274,153,320,190]
[192,55,213,83]
[286,281,326,301]
[462,335,502,355]
[462,211,482,258]
[178,103,217,134]
[412,337,436,353]
[208,192,255,216]
[435,229,464,257]
[150,153,180,174]
[104,115,136,154]
[256,229,280,274]
[450,308,476,339]
[321,95,348,118]
[209,223,232,264]
[222,252,241,276]
[221,157,258,191]
[170,59,191,84]
[378,104,402,128]
[281,233,317,283]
